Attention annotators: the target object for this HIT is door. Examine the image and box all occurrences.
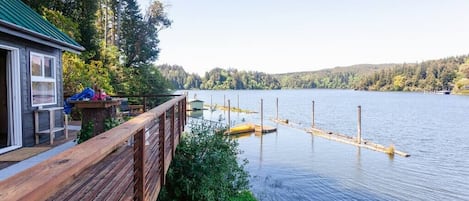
[0,49,7,148]
[0,45,22,154]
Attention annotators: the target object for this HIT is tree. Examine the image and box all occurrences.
[119,0,171,67]
[392,75,406,91]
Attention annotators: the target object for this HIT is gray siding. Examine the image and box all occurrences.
[0,32,66,147]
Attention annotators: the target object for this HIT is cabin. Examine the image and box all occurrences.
[0,0,84,154]
[188,99,204,110]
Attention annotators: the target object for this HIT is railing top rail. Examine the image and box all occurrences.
[0,95,186,201]
[110,94,183,98]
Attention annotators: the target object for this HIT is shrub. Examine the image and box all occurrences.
[158,123,251,201]
[76,121,93,144]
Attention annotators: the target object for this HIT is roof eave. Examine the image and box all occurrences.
[0,20,85,53]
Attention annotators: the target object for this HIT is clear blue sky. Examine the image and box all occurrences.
[138,0,469,75]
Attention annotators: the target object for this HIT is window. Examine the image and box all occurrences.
[30,52,56,106]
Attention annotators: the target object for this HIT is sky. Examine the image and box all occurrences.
[137,0,469,75]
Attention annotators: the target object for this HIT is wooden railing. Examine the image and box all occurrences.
[0,95,187,201]
[109,94,181,112]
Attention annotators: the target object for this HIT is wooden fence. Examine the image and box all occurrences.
[0,95,187,201]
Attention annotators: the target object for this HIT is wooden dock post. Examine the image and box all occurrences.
[261,99,264,132]
[357,105,362,144]
[276,97,279,120]
[228,99,231,132]
[237,94,240,110]
[312,100,315,128]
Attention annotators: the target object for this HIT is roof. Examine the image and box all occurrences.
[188,99,204,103]
[0,0,84,53]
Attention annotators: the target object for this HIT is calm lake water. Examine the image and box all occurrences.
[183,89,469,201]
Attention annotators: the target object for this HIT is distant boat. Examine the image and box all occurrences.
[436,90,451,95]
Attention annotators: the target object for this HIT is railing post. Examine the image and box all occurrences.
[171,106,175,156]
[183,97,187,127]
[133,128,145,201]
[179,101,183,140]
[177,102,181,138]
[143,97,147,112]
[159,112,166,185]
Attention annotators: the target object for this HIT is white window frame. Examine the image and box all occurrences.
[30,52,57,107]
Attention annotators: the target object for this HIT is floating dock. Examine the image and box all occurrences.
[308,128,410,157]
[271,118,289,125]
[207,105,257,114]
[225,123,277,135]
[255,125,277,133]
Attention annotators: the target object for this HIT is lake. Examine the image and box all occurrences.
[183,89,469,201]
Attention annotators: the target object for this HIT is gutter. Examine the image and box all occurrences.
[0,19,85,53]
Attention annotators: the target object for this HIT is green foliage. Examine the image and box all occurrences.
[230,191,257,201]
[23,0,99,61]
[201,68,281,90]
[30,0,173,97]
[104,118,121,131]
[41,8,81,41]
[157,123,250,201]
[159,56,469,93]
[158,66,280,90]
[453,59,469,94]
[354,56,465,92]
[76,121,93,144]
[62,52,113,95]
[120,0,171,67]
[157,64,202,89]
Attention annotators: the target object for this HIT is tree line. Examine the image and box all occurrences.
[158,56,469,94]
[157,64,281,90]
[23,0,172,96]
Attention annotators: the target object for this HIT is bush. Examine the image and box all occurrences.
[158,123,251,201]
[76,121,93,144]
[230,191,257,201]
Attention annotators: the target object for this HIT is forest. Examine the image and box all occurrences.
[22,0,172,96]
[159,56,469,94]
[157,64,281,90]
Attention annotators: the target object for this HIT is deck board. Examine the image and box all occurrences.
[48,145,133,201]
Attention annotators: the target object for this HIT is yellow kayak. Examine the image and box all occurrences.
[225,123,255,135]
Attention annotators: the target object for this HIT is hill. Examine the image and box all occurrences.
[274,64,396,89]
[157,55,469,93]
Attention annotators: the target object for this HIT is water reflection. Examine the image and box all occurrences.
[187,110,203,118]
[259,133,263,169]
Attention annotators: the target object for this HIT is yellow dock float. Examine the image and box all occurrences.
[225,123,255,135]
[225,123,277,135]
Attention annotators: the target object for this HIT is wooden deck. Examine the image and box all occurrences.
[0,95,187,201]
[0,130,78,170]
